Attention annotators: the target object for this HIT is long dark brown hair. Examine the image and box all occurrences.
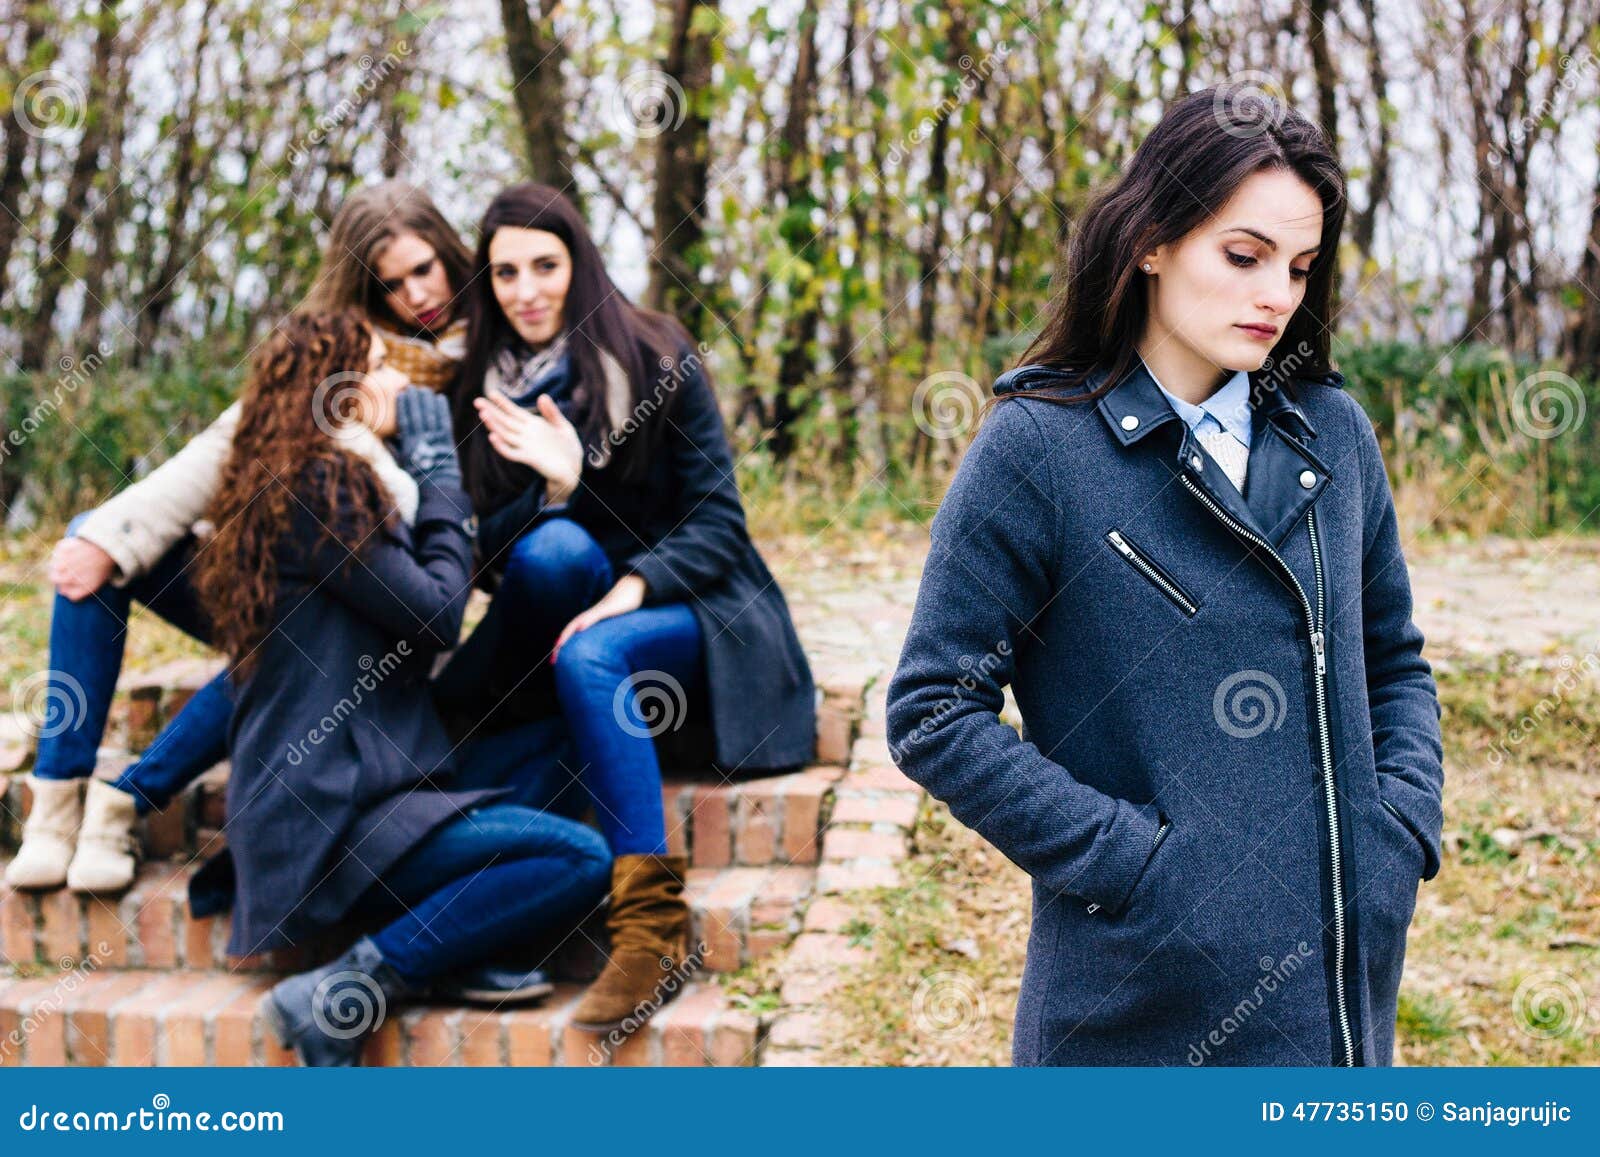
[1008,84,1347,404]
[194,311,392,679]
[451,183,697,510]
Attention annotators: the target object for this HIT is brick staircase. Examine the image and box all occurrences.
[0,660,873,1067]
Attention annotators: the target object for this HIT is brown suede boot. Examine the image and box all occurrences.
[570,853,695,1031]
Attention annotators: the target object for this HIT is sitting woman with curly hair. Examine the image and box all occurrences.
[189,310,611,1067]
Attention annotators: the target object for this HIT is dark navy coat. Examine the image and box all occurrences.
[474,345,816,772]
[191,473,506,957]
[886,358,1445,1066]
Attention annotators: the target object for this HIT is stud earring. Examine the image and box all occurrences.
[1142,263,1152,272]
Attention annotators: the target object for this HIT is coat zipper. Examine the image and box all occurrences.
[1105,530,1199,616]
[1177,476,1356,1067]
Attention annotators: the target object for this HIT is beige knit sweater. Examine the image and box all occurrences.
[74,403,420,587]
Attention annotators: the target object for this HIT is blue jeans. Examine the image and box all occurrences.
[358,802,612,984]
[34,519,582,819]
[33,515,231,816]
[433,518,706,856]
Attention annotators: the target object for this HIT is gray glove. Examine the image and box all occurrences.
[394,388,462,489]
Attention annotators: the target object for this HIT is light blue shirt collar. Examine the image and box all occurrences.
[1145,364,1253,449]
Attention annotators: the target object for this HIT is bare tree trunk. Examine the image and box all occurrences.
[646,0,719,342]
[0,2,49,306]
[76,48,132,353]
[1349,0,1390,264]
[829,0,868,470]
[19,0,120,371]
[768,0,821,463]
[1301,0,1339,143]
[131,0,218,366]
[499,0,579,199]
[907,8,970,472]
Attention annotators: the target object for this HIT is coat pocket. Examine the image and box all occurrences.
[1379,799,1427,882]
[1104,529,1199,616]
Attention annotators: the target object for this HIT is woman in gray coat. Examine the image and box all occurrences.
[189,311,611,1066]
[887,87,1443,1066]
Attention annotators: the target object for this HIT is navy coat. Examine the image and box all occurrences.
[191,472,506,957]
[886,358,1445,1067]
[474,345,816,773]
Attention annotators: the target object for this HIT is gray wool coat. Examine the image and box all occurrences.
[885,358,1445,1067]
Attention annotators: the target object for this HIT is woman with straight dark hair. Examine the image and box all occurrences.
[437,182,816,1030]
[887,86,1443,1066]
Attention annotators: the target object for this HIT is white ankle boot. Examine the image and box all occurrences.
[4,775,85,890]
[66,779,141,894]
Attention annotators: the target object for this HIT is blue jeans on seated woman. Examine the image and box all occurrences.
[36,515,588,822]
[353,801,611,984]
[32,514,231,815]
[433,518,707,857]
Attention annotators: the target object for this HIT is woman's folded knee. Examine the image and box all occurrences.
[503,518,607,593]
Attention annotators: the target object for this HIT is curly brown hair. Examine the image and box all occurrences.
[194,311,394,679]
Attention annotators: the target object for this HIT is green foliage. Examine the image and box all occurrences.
[1,357,237,525]
[1339,342,1600,533]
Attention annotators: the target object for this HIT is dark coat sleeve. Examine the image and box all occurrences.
[1354,406,1445,879]
[289,475,476,653]
[475,474,569,573]
[620,359,748,605]
[884,399,1167,914]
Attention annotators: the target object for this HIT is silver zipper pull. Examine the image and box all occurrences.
[1311,629,1326,675]
[1107,530,1132,558]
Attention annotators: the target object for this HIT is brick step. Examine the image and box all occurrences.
[0,970,757,1067]
[2,763,843,870]
[108,659,865,769]
[1,857,817,977]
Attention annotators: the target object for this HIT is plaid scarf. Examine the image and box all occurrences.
[482,332,634,470]
[371,316,467,391]
[487,331,576,409]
